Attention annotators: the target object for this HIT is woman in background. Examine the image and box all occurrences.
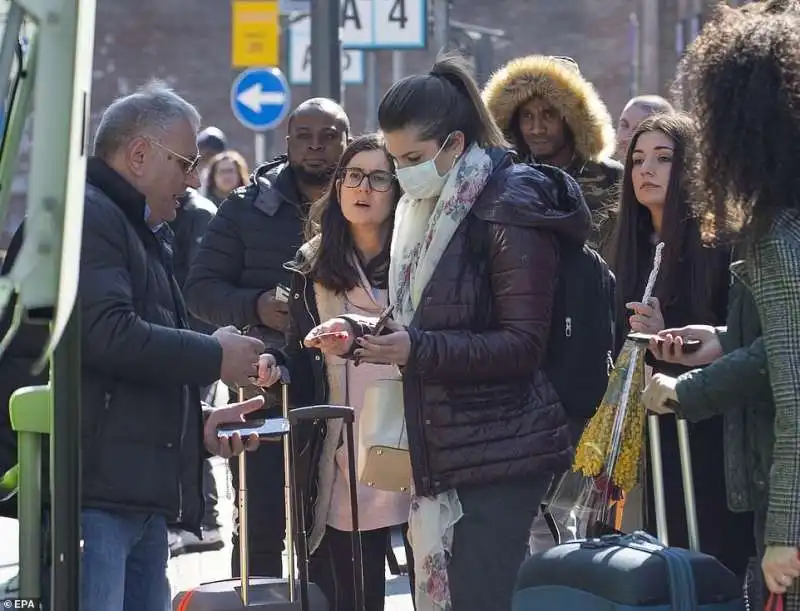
[608,113,754,577]
[201,150,249,206]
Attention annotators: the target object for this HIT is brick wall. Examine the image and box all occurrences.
[94,0,637,166]
[3,0,637,244]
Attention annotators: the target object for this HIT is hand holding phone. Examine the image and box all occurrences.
[304,318,354,354]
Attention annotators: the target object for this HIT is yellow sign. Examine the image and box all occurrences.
[232,1,280,68]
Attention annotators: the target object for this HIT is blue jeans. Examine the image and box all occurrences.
[80,508,170,611]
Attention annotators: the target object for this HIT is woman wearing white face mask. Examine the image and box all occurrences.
[304,54,594,611]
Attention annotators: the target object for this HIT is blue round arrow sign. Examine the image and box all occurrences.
[230,67,292,132]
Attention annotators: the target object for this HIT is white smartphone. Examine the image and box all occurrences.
[275,283,290,303]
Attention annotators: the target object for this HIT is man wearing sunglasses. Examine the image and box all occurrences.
[71,81,269,611]
[185,96,350,579]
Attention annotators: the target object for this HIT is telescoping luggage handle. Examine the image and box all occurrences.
[289,405,366,611]
[227,368,294,607]
[647,401,700,551]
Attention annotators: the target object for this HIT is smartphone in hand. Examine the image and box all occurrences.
[627,331,702,354]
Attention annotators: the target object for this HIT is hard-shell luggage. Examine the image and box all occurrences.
[172,378,365,610]
[511,413,746,610]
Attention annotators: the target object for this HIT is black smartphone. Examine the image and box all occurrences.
[373,304,395,335]
[216,417,290,440]
[627,331,702,354]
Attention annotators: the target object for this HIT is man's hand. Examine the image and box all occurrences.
[203,395,264,458]
[213,325,265,387]
[649,325,723,367]
[642,373,678,414]
[257,289,289,333]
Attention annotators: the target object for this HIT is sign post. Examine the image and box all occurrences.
[231,1,281,69]
[231,68,291,165]
[288,16,364,86]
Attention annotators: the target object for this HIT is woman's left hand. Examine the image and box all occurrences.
[641,373,678,414]
[627,296,665,334]
[762,546,800,594]
[353,319,411,366]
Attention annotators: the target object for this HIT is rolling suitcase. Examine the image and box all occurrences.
[511,413,745,610]
[172,377,366,611]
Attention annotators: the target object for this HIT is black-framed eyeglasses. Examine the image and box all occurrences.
[340,167,395,193]
[149,139,201,175]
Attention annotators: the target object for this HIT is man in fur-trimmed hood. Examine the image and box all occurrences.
[483,55,622,250]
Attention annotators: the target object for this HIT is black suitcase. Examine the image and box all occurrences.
[172,379,365,611]
[512,413,746,610]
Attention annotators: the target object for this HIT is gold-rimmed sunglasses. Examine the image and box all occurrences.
[148,139,201,175]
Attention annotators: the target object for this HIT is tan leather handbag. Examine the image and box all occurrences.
[357,377,412,492]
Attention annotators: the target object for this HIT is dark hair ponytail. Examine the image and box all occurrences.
[378,53,508,149]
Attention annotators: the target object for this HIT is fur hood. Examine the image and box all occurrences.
[482,55,616,162]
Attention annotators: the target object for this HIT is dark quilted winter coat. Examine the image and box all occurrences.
[347,150,593,497]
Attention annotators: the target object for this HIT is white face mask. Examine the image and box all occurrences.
[395,135,458,199]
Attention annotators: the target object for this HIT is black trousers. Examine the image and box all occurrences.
[230,440,286,577]
[447,475,552,611]
[309,525,414,611]
[643,415,755,579]
[202,458,220,528]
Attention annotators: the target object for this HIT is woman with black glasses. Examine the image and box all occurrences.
[257,133,413,611]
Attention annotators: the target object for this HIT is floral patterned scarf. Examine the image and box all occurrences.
[389,143,493,610]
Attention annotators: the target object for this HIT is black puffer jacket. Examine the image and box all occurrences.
[347,150,592,497]
[184,156,308,350]
[80,158,222,532]
[169,188,218,334]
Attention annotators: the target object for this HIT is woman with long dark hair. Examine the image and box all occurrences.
[257,134,413,611]
[608,113,755,576]
[287,54,594,610]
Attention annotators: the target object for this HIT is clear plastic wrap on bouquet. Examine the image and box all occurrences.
[540,243,664,543]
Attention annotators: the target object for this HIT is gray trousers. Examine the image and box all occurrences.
[447,474,552,611]
[200,381,227,528]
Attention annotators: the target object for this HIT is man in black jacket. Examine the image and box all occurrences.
[76,81,266,611]
[184,97,349,578]
[167,187,225,556]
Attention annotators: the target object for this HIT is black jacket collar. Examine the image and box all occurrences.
[86,157,149,230]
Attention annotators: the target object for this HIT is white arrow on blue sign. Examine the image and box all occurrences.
[230,67,292,132]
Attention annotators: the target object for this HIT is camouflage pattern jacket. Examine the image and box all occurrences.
[565,156,622,254]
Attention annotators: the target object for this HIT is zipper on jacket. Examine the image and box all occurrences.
[565,316,572,338]
[176,387,188,523]
[415,374,435,492]
[300,272,328,402]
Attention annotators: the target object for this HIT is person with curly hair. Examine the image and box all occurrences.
[660,4,800,605]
